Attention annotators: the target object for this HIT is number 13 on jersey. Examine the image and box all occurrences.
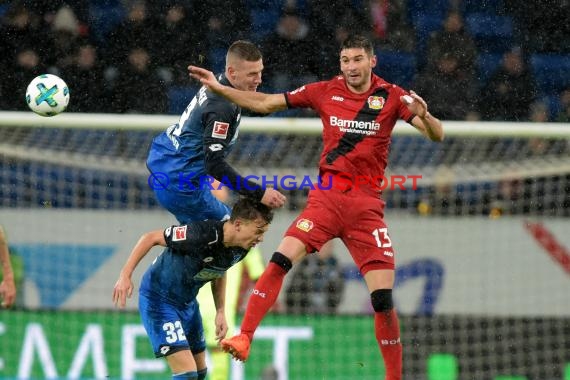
[372,227,392,248]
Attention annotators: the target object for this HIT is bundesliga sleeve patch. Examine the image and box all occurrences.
[212,121,230,139]
[172,226,187,241]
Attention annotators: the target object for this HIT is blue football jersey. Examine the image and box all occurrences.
[146,75,241,193]
[139,220,248,307]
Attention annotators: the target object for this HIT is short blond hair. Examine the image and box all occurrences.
[226,40,262,65]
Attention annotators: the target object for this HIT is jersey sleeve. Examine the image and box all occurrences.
[284,81,326,110]
[393,86,415,123]
[202,100,264,200]
[163,224,212,253]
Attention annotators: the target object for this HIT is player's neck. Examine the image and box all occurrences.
[222,222,233,247]
[346,80,372,94]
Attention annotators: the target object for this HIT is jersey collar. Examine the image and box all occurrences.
[219,74,233,88]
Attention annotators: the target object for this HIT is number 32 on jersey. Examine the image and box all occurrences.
[163,320,186,344]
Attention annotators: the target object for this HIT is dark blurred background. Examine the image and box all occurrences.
[1,0,569,121]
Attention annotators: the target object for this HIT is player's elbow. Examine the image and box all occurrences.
[204,159,216,175]
[427,123,444,142]
[431,132,444,142]
[140,230,165,248]
[204,156,225,176]
[260,104,276,114]
[256,101,279,114]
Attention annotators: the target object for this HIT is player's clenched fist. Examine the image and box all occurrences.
[261,188,286,209]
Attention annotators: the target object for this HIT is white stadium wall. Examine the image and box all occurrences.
[3,209,569,316]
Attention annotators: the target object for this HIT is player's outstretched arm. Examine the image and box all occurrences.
[403,90,444,142]
[112,230,165,308]
[188,65,288,114]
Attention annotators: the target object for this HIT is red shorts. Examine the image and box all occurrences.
[284,186,395,275]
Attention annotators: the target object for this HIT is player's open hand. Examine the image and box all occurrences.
[214,312,229,343]
[0,278,16,308]
[401,90,428,118]
[261,188,286,209]
[112,275,133,308]
[188,65,221,91]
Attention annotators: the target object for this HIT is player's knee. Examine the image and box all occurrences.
[370,289,393,312]
[197,368,207,380]
[270,252,293,272]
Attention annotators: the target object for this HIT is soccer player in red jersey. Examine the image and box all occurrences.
[189,34,444,380]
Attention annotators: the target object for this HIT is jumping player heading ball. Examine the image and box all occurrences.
[189,34,444,380]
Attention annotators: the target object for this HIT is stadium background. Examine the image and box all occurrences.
[1,0,570,379]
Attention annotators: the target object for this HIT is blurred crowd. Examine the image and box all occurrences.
[0,0,569,121]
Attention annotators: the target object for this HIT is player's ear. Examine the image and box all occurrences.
[233,218,242,231]
[227,65,236,80]
[370,55,377,68]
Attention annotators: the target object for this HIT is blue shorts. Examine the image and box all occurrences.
[138,291,206,357]
[153,187,231,224]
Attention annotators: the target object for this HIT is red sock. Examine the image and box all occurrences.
[374,309,402,380]
[239,262,287,341]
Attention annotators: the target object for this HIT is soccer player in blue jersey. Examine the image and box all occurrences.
[112,197,273,380]
[146,40,285,224]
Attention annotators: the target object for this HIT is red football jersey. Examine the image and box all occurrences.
[285,74,414,192]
